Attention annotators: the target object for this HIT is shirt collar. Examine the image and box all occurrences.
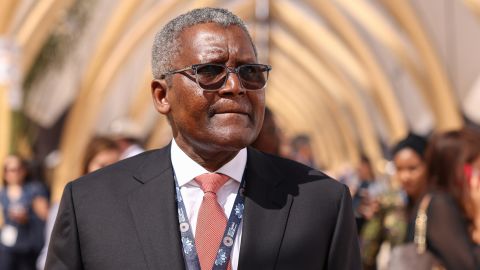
[170,139,247,187]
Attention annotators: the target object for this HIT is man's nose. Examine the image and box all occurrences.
[218,71,246,96]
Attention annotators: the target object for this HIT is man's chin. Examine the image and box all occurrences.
[178,126,260,153]
[204,131,256,150]
[212,136,253,150]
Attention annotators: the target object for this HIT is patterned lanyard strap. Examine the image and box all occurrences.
[175,176,246,270]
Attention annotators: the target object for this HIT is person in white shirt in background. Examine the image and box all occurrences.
[107,118,145,159]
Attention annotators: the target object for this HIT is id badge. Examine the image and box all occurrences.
[1,224,18,247]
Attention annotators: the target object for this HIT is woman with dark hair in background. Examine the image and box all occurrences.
[0,155,49,270]
[392,134,429,216]
[81,136,122,175]
[36,136,120,270]
[403,130,480,269]
[361,134,427,269]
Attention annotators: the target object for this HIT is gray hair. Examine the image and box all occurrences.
[151,7,257,79]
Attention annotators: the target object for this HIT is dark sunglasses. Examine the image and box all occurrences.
[160,63,272,91]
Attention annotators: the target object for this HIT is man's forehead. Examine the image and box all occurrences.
[178,23,247,41]
[176,23,255,62]
[190,29,227,47]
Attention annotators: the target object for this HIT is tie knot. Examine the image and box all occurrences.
[195,173,229,194]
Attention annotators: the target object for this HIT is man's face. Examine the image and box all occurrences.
[154,23,265,154]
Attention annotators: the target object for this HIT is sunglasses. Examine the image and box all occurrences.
[160,63,272,91]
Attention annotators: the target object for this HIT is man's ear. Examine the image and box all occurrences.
[151,79,170,115]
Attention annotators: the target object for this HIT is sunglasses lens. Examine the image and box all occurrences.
[239,65,268,90]
[194,64,270,90]
[196,64,227,90]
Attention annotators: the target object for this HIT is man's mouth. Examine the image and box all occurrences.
[208,104,251,118]
[215,111,248,115]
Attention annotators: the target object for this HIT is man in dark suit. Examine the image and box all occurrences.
[45,7,360,270]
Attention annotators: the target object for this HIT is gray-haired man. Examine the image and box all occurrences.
[46,7,360,270]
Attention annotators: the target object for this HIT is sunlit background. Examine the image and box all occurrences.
[1,0,479,202]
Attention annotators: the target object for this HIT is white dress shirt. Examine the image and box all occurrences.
[171,139,246,270]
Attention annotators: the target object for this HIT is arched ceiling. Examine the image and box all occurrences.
[1,0,479,198]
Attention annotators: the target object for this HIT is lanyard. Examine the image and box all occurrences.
[174,176,246,270]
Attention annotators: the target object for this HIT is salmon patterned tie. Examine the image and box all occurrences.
[195,173,231,270]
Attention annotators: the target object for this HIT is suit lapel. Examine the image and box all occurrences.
[128,146,185,270]
[238,148,294,270]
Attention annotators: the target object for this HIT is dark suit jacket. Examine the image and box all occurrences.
[45,145,360,270]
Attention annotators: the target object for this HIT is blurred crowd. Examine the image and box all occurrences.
[1,107,480,270]
[0,133,143,270]
[227,108,480,270]
[352,128,480,270]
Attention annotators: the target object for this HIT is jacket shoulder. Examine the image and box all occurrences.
[70,147,169,191]
[248,147,346,193]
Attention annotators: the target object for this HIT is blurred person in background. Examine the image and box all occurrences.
[250,107,282,156]
[392,134,429,216]
[398,130,480,269]
[370,134,429,269]
[0,155,49,270]
[461,128,480,245]
[81,137,122,175]
[352,154,380,233]
[36,136,120,270]
[289,134,316,168]
[357,145,411,270]
[336,162,360,197]
[108,118,145,159]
